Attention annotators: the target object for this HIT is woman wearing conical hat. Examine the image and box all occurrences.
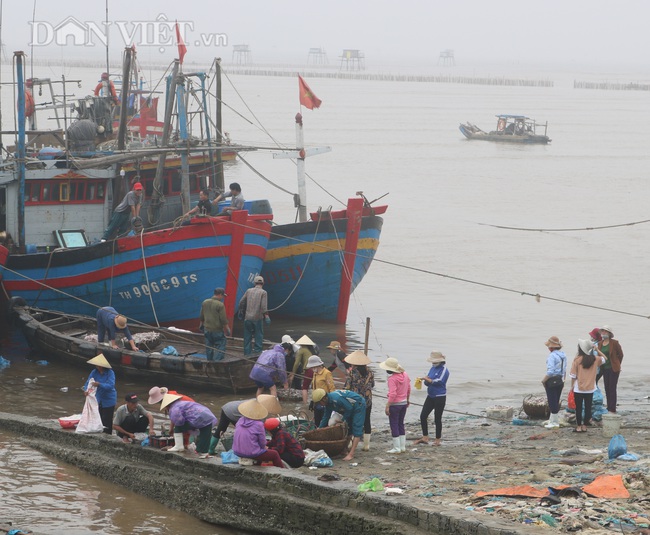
[287,335,317,390]
[344,351,374,451]
[83,354,117,435]
[232,399,285,468]
[160,393,218,458]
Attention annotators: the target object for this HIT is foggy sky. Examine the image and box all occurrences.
[2,0,649,69]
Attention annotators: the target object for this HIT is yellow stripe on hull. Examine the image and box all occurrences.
[264,237,379,262]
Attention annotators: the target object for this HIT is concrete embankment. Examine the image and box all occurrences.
[0,412,535,535]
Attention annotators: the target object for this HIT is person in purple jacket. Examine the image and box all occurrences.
[232,399,284,468]
[160,394,217,458]
[249,344,289,396]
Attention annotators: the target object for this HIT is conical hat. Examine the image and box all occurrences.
[296,335,315,346]
[344,350,370,366]
[87,354,111,369]
[160,393,182,410]
[257,394,282,415]
[238,399,268,420]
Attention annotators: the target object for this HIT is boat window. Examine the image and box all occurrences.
[24,183,31,202]
[74,182,85,200]
[97,184,105,199]
[191,174,199,192]
[144,179,153,197]
[42,184,50,201]
[86,184,96,200]
[171,171,181,193]
[60,183,69,201]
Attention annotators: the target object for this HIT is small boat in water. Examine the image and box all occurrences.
[459,115,550,144]
[12,305,261,393]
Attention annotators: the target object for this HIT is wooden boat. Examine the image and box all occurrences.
[459,115,550,144]
[262,198,387,322]
[12,305,259,393]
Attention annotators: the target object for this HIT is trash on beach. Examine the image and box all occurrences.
[385,487,404,495]
[318,473,340,482]
[614,453,639,462]
[0,356,10,369]
[220,450,240,464]
[304,448,333,467]
[511,418,537,426]
[608,434,627,460]
[35,359,48,365]
[358,477,384,492]
[60,387,69,392]
[24,377,38,384]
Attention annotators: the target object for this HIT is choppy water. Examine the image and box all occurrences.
[2,60,650,530]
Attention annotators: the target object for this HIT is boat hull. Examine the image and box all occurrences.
[0,213,271,329]
[262,203,385,322]
[12,306,257,393]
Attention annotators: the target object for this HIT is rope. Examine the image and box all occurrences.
[267,212,322,313]
[236,153,296,196]
[138,228,160,327]
[477,218,650,232]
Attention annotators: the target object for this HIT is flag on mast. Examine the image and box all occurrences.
[298,75,322,110]
[175,21,187,65]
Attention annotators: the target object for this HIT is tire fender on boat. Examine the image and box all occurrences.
[7,295,27,316]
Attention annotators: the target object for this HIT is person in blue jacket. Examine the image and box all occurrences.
[83,354,117,434]
[312,389,366,461]
[96,306,138,351]
[414,350,450,446]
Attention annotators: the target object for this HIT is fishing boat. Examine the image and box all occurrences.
[459,115,550,144]
[262,198,386,322]
[12,305,259,393]
[0,52,274,328]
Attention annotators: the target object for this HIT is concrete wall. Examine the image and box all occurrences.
[0,412,536,535]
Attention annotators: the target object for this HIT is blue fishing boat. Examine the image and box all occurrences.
[0,212,271,329]
[261,198,386,322]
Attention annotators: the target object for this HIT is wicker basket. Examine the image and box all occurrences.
[523,394,551,419]
[303,424,348,456]
[304,437,349,457]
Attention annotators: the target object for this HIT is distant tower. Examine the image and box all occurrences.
[438,49,455,66]
[232,44,252,65]
[307,47,329,66]
[339,49,365,71]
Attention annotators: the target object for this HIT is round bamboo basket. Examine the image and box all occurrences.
[523,394,551,419]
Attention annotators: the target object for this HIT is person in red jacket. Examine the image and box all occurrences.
[264,418,305,468]
[94,72,119,105]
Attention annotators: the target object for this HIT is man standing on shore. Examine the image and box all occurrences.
[199,288,231,361]
[238,275,269,355]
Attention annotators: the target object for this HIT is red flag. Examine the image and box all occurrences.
[175,21,187,65]
[298,75,321,110]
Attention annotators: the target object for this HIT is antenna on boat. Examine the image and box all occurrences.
[213,57,224,191]
[105,0,110,77]
[0,0,3,158]
[30,0,36,80]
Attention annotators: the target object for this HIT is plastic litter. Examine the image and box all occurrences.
[385,487,404,495]
[608,434,627,460]
[35,360,48,365]
[161,346,179,356]
[512,418,537,426]
[614,453,639,462]
[60,387,69,392]
[358,477,384,492]
[0,356,10,369]
[540,514,558,527]
[220,450,240,464]
[140,437,150,447]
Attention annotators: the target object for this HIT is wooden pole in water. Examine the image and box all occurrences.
[364,317,370,355]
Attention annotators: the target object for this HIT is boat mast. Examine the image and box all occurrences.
[116,46,133,151]
[214,58,224,191]
[175,73,190,215]
[15,51,26,249]
[150,59,179,220]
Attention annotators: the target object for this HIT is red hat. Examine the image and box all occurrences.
[264,418,280,431]
[133,182,143,191]
[588,328,602,341]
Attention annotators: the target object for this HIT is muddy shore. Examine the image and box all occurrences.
[1,401,649,534]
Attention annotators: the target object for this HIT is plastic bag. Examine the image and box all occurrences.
[76,385,104,433]
[312,456,333,467]
[0,356,10,369]
[567,390,576,410]
[608,434,627,460]
[414,377,422,390]
[161,346,179,356]
[304,448,332,466]
[358,477,384,492]
[221,450,240,464]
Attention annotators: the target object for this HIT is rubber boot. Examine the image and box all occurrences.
[362,433,371,451]
[168,432,186,452]
[386,437,401,454]
[208,435,219,455]
[544,413,559,429]
[399,435,406,453]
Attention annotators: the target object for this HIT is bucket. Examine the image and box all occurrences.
[601,413,622,437]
